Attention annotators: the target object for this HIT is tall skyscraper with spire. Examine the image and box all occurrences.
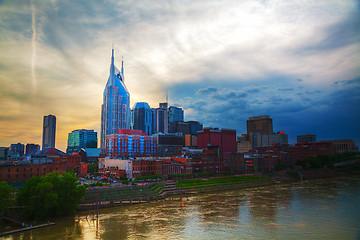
[100,48,130,152]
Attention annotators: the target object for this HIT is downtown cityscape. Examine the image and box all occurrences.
[0,0,360,239]
[0,47,358,182]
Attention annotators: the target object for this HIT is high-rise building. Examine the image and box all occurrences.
[169,121,190,135]
[9,143,24,159]
[101,49,131,152]
[246,115,273,147]
[155,103,168,133]
[67,129,98,154]
[42,114,56,150]
[169,121,203,136]
[168,106,184,123]
[297,133,317,143]
[25,144,40,156]
[187,121,203,135]
[0,147,9,160]
[131,102,153,135]
[261,131,288,146]
[247,115,273,135]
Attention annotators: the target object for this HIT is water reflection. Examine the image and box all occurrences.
[5,177,360,240]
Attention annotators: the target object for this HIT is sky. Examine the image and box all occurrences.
[0,0,359,151]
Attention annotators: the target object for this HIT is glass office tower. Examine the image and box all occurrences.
[131,102,153,135]
[100,49,131,152]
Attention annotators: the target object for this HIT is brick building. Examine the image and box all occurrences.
[320,139,358,153]
[162,158,187,176]
[132,158,163,178]
[288,141,337,165]
[0,161,67,182]
[197,128,236,153]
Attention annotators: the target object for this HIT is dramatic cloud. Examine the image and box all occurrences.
[170,77,360,144]
[0,0,359,150]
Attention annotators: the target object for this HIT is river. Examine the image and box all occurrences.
[4,176,360,240]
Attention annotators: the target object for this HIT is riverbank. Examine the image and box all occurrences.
[78,168,360,210]
[0,219,55,237]
[78,176,275,210]
[3,172,359,238]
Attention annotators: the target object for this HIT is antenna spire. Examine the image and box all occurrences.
[121,56,124,75]
[166,88,168,104]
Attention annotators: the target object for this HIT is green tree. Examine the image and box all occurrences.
[87,163,98,174]
[44,172,86,216]
[16,177,57,220]
[16,172,85,220]
[0,181,13,215]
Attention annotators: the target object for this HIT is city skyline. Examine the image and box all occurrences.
[0,0,359,151]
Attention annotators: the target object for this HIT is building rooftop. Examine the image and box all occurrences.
[132,102,151,110]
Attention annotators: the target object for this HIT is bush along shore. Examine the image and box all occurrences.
[1,171,85,236]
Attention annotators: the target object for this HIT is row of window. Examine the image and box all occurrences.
[8,167,59,173]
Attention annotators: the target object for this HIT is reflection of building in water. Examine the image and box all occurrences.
[195,192,247,222]
[248,184,293,225]
[248,188,277,223]
[91,200,187,239]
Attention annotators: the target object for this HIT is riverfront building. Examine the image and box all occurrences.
[106,129,157,158]
[101,49,131,152]
[42,114,56,150]
[66,129,98,154]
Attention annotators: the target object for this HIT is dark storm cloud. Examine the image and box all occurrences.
[171,76,360,145]
[196,87,218,95]
[305,90,321,95]
[278,88,294,92]
[247,88,260,93]
[334,77,360,86]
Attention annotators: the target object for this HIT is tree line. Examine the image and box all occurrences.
[0,172,85,221]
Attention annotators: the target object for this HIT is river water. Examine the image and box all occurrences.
[4,177,360,240]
